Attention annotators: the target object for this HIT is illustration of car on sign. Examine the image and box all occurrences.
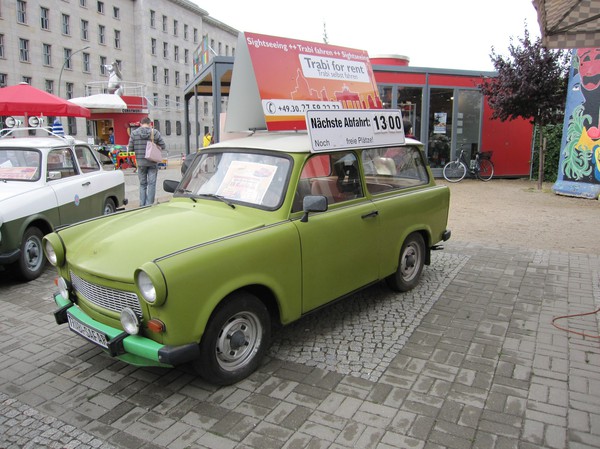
[44,118,450,385]
[0,127,126,281]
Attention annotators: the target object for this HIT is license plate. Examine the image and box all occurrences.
[67,314,109,349]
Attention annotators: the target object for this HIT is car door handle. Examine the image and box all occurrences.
[82,181,91,186]
[361,211,379,219]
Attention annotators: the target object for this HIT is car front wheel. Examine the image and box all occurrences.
[195,292,271,385]
[386,233,426,292]
[12,226,46,281]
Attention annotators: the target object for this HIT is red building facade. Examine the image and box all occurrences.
[371,56,533,177]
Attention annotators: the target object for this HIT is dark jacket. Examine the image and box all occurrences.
[127,126,166,167]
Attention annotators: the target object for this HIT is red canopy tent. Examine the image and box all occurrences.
[0,83,90,118]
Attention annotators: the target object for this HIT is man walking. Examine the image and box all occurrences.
[127,117,166,206]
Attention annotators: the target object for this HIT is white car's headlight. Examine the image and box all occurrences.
[120,307,140,335]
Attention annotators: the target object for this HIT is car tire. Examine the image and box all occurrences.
[195,292,270,386]
[103,198,116,214]
[386,232,425,292]
[12,226,46,282]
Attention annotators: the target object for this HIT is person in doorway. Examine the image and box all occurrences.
[127,117,166,206]
[403,119,415,139]
[202,130,212,147]
[108,127,115,145]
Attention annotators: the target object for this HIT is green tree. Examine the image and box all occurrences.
[479,28,570,189]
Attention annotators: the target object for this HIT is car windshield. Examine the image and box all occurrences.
[177,150,292,209]
[0,148,42,182]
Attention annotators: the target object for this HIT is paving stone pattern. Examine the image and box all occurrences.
[1,241,599,449]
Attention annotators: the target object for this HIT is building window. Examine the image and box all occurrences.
[113,6,119,19]
[19,39,29,62]
[98,24,105,44]
[81,19,89,40]
[184,24,188,40]
[225,45,229,56]
[174,45,179,62]
[152,65,157,83]
[114,29,120,49]
[185,73,189,84]
[97,1,104,14]
[163,68,169,85]
[162,15,167,32]
[64,48,73,69]
[66,82,74,99]
[176,121,181,135]
[100,56,107,74]
[165,94,170,107]
[175,71,180,87]
[184,49,189,64]
[42,43,51,66]
[203,101,208,115]
[211,39,215,52]
[173,19,178,36]
[62,14,70,35]
[80,0,87,7]
[22,76,32,84]
[151,38,156,56]
[68,117,77,134]
[154,120,160,132]
[40,7,49,30]
[153,92,158,106]
[45,79,53,94]
[193,28,198,44]
[0,34,4,59]
[218,42,222,55]
[17,1,26,24]
[176,96,180,108]
[83,52,90,72]
[163,42,168,58]
[0,74,6,88]
[150,10,155,28]
[165,120,171,136]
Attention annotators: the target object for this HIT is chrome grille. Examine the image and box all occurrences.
[70,271,142,316]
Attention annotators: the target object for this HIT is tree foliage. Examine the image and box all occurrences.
[479,28,570,187]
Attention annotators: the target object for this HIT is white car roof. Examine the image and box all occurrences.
[0,135,86,150]
[209,131,422,153]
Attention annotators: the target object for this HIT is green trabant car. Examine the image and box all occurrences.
[44,131,450,385]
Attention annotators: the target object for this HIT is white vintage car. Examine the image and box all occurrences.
[0,127,127,281]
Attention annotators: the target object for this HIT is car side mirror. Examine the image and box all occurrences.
[301,195,328,222]
[163,179,179,193]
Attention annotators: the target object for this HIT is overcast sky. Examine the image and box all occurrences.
[194,0,542,72]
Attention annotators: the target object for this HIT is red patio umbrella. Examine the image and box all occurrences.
[0,83,91,118]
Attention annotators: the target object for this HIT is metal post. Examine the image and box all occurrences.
[58,46,90,98]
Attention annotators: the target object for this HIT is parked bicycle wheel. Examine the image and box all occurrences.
[443,160,467,182]
[477,159,494,181]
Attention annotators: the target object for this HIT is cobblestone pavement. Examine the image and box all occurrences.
[1,240,599,449]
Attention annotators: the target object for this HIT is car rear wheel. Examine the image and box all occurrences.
[103,198,116,215]
[386,233,425,292]
[195,292,271,385]
[12,226,46,281]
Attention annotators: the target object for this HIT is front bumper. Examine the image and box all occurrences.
[53,293,200,367]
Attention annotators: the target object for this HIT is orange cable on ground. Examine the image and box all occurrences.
[552,307,600,339]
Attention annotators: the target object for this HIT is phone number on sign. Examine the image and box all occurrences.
[262,100,343,116]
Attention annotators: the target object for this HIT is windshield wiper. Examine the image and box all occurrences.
[198,193,236,209]
[175,187,197,202]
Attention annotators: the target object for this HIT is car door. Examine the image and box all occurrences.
[293,151,380,313]
[47,147,97,225]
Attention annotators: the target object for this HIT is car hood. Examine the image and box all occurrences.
[0,181,42,202]
[56,200,271,281]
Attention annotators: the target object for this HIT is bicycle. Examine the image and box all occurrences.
[442,145,494,182]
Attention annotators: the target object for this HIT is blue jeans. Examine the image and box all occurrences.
[137,166,158,206]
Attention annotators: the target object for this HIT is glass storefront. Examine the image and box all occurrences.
[378,84,482,172]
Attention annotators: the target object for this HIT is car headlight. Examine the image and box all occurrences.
[135,263,167,306]
[120,307,140,335]
[43,234,65,267]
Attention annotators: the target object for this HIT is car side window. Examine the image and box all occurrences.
[362,146,429,194]
[47,148,79,180]
[293,152,363,212]
[75,146,101,173]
